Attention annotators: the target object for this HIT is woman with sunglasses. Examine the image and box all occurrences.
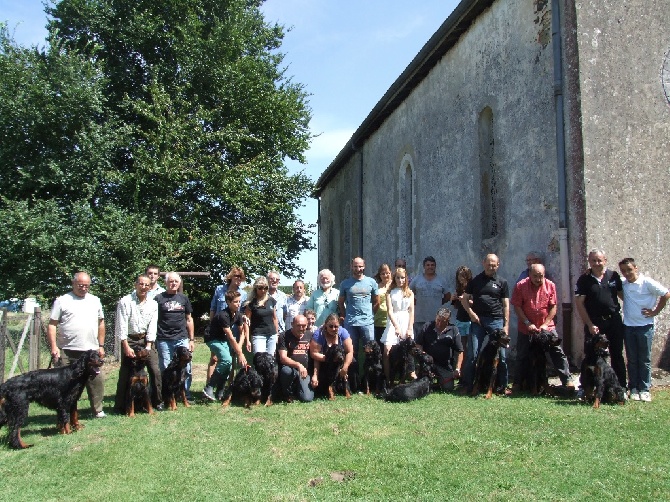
[245,276,279,355]
[309,313,354,390]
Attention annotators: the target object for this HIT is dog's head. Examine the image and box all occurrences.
[241,366,263,404]
[533,329,562,349]
[172,346,193,367]
[134,348,150,361]
[398,337,417,354]
[490,329,510,348]
[363,340,381,358]
[416,352,435,378]
[586,333,610,356]
[325,344,346,365]
[82,349,104,378]
[253,352,278,382]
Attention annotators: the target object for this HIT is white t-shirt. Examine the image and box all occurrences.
[51,292,104,350]
[622,274,669,327]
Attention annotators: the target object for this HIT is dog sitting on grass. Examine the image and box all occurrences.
[471,329,510,399]
[319,344,351,400]
[580,333,626,408]
[362,340,384,396]
[253,352,277,406]
[126,348,153,417]
[162,346,192,411]
[221,365,263,408]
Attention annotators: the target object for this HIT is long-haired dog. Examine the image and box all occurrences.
[362,340,384,396]
[384,376,432,402]
[0,350,104,449]
[162,346,192,411]
[414,350,436,380]
[520,330,561,396]
[471,329,510,399]
[221,365,263,407]
[388,338,417,385]
[126,348,154,417]
[319,344,351,400]
[580,334,626,408]
[253,352,277,406]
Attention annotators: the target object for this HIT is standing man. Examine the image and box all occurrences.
[47,271,106,418]
[410,256,451,334]
[114,274,163,412]
[461,254,510,394]
[155,272,195,398]
[395,258,413,284]
[618,257,670,402]
[511,264,572,390]
[338,257,380,367]
[145,264,165,300]
[574,249,626,388]
[267,270,288,334]
[516,251,543,283]
[277,314,315,402]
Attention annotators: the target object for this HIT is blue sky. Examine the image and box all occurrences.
[1,0,460,286]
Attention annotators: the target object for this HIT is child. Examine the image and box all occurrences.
[618,258,670,402]
[203,289,248,401]
[380,267,415,383]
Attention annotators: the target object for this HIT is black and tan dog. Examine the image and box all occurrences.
[126,348,154,417]
[319,344,351,400]
[162,346,192,411]
[221,365,263,407]
[388,338,417,385]
[0,350,104,449]
[253,352,277,406]
[362,340,384,396]
[384,376,432,402]
[521,329,562,396]
[580,333,626,408]
[471,328,510,399]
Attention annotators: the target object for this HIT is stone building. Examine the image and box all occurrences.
[313,0,670,366]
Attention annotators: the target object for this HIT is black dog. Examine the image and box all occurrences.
[414,350,435,380]
[162,346,192,411]
[471,329,510,399]
[384,376,431,402]
[319,344,351,400]
[126,348,153,417]
[253,352,278,406]
[580,334,626,408]
[388,338,417,385]
[521,330,562,395]
[221,365,263,407]
[362,340,384,396]
[0,350,104,449]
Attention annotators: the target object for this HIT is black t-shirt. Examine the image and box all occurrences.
[247,297,277,336]
[451,295,470,322]
[208,308,243,343]
[574,269,622,320]
[277,328,312,368]
[465,271,509,318]
[155,292,193,341]
[416,322,463,369]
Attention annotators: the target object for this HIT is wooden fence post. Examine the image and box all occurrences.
[30,306,41,371]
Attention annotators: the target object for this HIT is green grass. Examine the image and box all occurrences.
[0,342,668,501]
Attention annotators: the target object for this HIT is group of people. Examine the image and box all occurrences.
[44,248,669,417]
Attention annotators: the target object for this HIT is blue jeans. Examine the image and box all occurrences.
[206,340,233,377]
[454,320,471,338]
[279,366,314,402]
[624,324,654,392]
[463,317,507,390]
[156,338,192,393]
[345,323,375,363]
[252,334,278,356]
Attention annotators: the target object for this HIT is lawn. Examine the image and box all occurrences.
[0,341,668,501]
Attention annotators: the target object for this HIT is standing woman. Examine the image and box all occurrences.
[380,267,415,383]
[305,269,339,327]
[373,264,393,345]
[245,276,279,355]
[451,266,473,368]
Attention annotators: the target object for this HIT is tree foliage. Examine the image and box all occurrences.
[0,0,313,311]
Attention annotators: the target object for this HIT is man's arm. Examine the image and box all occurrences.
[224,327,247,367]
[186,314,195,351]
[502,298,510,334]
[372,294,380,314]
[97,319,106,357]
[461,293,480,325]
[644,292,670,317]
[47,320,59,358]
[574,295,598,335]
[338,296,346,322]
[279,348,307,378]
[540,304,557,330]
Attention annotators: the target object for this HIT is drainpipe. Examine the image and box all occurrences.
[552,0,572,358]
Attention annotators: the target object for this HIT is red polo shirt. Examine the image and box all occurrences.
[511,277,557,335]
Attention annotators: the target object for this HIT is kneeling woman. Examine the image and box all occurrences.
[309,313,354,391]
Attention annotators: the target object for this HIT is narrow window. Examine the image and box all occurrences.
[398,154,414,259]
[479,107,498,239]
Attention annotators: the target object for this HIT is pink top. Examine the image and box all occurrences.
[511,277,557,334]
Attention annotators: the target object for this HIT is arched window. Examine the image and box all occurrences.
[343,202,352,278]
[398,153,414,259]
[478,107,498,240]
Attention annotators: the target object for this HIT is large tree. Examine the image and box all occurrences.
[0,0,313,310]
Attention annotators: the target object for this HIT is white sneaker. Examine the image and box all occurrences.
[94,411,106,418]
[630,388,640,401]
[639,391,651,402]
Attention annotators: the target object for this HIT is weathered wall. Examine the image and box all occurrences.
[319,0,564,355]
[572,0,670,366]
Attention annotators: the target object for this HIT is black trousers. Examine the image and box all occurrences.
[114,339,162,411]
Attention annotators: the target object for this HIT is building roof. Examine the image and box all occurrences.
[313,0,495,197]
